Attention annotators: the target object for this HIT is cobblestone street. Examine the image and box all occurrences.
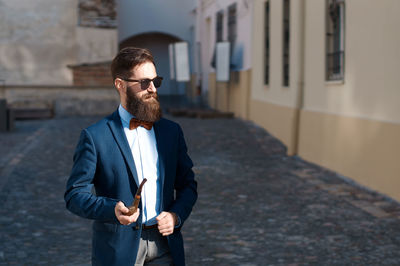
[1,113,400,265]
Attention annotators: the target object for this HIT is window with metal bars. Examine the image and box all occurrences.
[264,0,270,85]
[326,0,345,81]
[227,3,237,56]
[211,10,224,68]
[283,0,290,87]
[216,11,224,42]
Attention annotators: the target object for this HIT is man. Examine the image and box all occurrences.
[64,47,197,266]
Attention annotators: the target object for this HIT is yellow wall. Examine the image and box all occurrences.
[249,0,304,154]
[247,0,400,200]
[208,70,251,118]
[250,99,299,155]
[303,0,400,123]
[208,73,228,111]
[187,74,198,102]
[299,110,400,200]
[227,70,251,119]
[298,0,400,200]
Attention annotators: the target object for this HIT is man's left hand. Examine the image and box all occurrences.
[156,212,177,236]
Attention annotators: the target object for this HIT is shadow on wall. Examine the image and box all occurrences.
[231,43,244,71]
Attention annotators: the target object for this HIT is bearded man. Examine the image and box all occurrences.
[64,47,197,266]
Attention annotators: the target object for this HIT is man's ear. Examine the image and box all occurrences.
[114,78,125,94]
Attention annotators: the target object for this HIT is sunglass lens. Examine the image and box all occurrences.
[153,77,162,88]
[140,80,151,90]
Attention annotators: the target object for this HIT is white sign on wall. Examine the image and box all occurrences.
[174,42,190,82]
[168,44,175,80]
[216,42,230,82]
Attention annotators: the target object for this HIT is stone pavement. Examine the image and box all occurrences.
[1,114,400,265]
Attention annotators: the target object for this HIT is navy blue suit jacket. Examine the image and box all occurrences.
[64,110,197,266]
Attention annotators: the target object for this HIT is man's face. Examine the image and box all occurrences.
[118,61,162,122]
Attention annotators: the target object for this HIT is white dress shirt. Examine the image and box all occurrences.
[118,105,161,225]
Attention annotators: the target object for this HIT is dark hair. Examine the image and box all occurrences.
[110,47,155,80]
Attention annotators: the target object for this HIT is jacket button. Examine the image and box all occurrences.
[135,225,139,230]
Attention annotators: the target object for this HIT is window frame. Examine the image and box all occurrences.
[264,0,270,86]
[227,3,237,53]
[282,0,290,87]
[216,10,224,43]
[326,0,345,82]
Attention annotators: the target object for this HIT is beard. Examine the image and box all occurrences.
[126,87,162,123]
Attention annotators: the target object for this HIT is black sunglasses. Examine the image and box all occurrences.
[121,76,163,90]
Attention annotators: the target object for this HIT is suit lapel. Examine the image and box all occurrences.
[107,110,140,187]
[153,120,166,209]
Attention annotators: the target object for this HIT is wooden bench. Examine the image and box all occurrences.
[0,99,14,131]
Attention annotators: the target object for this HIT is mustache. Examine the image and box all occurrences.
[125,89,162,122]
[143,92,158,100]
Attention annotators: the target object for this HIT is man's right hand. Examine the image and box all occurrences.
[114,201,140,225]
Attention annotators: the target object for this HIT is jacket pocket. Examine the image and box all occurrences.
[93,221,119,233]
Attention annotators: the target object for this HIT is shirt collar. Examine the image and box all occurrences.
[118,104,134,126]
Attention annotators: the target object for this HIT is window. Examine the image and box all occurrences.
[211,10,224,68]
[227,3,237,56]
[282,0,290,86]
[326,0,345,81]
[216,11,224,42]
[264,1,270,85]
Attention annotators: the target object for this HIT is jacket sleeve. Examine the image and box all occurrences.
[64,129,119,223]
[169,125,198,225]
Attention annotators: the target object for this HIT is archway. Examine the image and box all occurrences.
[120,33,183,96]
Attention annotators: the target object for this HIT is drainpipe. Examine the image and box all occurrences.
[293,0,306,155]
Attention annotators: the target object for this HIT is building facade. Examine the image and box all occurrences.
[194,0,253,117]
[1,0,399,200]
[195,0,400,201]
[117,0,196,95]
[0,0,117,86]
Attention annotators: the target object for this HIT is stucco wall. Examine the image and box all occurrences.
[297,0,400,201]
[251,0,303,109]
[0,0,78,85]
[298,110,400,201]
[303,0,400,123]
[196,0,253,73]
[249,0,304,154]
[76,27,118,65]
[0,0,118,86]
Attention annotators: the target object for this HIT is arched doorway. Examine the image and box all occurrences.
[120,33,183,96]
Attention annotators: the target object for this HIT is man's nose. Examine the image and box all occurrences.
[147,81,157,93]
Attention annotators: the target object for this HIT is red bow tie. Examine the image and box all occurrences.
[129,118,153,130]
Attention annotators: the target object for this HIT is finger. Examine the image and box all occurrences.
[115,201,123,211]
[157,223,168,231]
[156,211,168,221]
[157,212,173,224]
[115,202,124,218]
[158,218,172,227]
[131,208,140,221]
[126,207,139,217]
[116,202,129,214]
[158,222,173,231]
[159,228,172,235]
[157,218,168,226]
[119,216,130,225]
[120,206,130,215]
[159,227,173,236]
